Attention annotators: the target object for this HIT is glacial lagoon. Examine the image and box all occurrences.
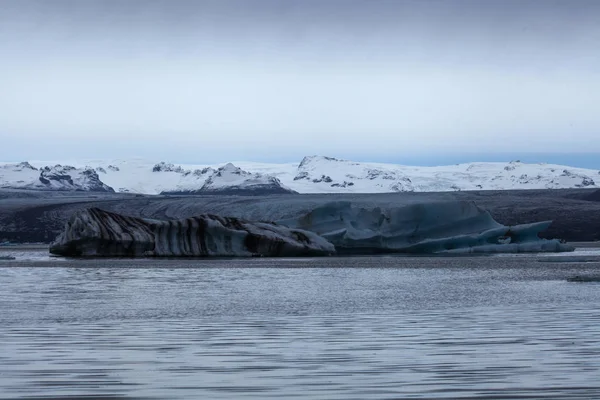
[1,246,600,399]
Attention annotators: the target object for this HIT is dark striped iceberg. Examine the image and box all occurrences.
[49,208,335,257]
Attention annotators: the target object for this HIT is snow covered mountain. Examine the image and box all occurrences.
[162,163,296,195]
[0,162,114,192]
[1,156,599,194]
[288,156,599,193]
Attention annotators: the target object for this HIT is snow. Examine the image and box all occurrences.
[204,163,263,188]
[1,155,599,194]
[287,156,598,193]
[198,163,294,194]
[0,162,39,189]
[0,162,112,192]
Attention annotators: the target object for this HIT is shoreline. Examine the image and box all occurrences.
[2,241,600,259]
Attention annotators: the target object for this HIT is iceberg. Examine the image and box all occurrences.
[49,201,573,257]
[278,201,573,254]
[50,208,335,257]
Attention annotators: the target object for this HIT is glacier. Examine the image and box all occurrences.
[49,208,335,257]
[278,201,573,254]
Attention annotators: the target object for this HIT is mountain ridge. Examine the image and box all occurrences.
[1,156,598,194]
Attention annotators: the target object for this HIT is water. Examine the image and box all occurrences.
[2,251,600,399]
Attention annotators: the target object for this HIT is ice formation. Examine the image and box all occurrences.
[278,201,574,254]
[49,208,335,257]
[50,200,573,257]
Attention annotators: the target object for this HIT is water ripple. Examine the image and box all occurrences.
[2,256,600,399]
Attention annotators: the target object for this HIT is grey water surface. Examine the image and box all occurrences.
[1,250,600,399]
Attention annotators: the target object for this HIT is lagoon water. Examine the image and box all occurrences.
[1,248,600,399]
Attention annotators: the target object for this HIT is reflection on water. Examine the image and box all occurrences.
[1,255,600,399]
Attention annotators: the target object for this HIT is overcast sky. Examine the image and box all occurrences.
[1,0,599,165]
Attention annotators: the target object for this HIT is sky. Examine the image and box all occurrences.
[1,0,599,167]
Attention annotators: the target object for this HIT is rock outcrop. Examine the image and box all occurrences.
[49,208,335,257]
[278,201,574,254]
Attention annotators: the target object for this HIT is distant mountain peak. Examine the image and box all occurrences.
[0,162,113,192]
[298,155,342,169]
[216,162,245,176]
[16,161,37,171]
[197,163,295,195]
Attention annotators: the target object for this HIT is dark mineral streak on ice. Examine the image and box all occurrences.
[279,201,574,254]
[49,208,335,257]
